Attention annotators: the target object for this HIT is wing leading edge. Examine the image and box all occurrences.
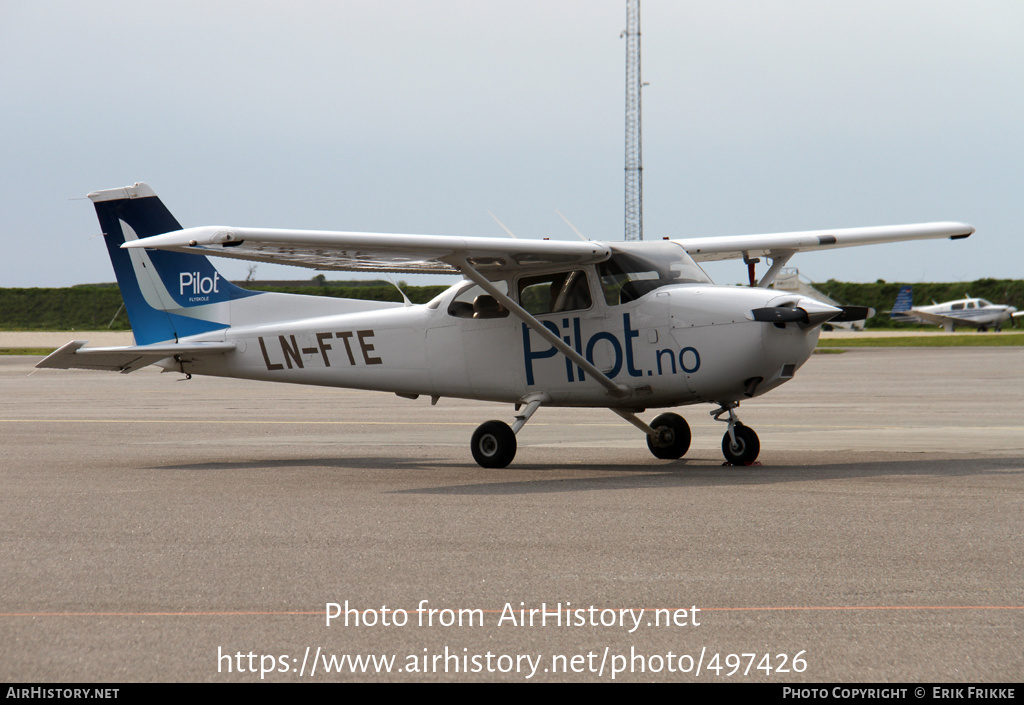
[122,221,973,274]
[121,226,612,275]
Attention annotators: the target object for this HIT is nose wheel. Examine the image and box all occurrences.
[713,402,761,465]
[721,423,759,465]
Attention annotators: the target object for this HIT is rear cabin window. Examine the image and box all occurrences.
[446,281,510,319]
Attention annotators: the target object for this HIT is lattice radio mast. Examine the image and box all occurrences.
[623,0,643,241]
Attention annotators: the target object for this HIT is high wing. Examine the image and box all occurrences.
[123,221,972,275]
[37,340,236,373]
[674,222,974,262]
[121,226,612,275]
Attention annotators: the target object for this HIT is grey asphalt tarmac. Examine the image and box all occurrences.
[2,347,1022,682]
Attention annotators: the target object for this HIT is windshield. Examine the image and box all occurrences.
[598,241,711,305]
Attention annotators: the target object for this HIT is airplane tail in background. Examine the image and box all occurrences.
[89,183,260,345]
[889,285,914,321]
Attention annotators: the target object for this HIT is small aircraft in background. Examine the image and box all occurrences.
[39,183,973,467]
[890,286,1020,332]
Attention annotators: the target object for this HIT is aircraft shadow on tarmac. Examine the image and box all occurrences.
[144,454,1023,496]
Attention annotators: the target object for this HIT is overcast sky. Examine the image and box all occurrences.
[2,1,1021,288]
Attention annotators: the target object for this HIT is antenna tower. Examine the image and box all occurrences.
[624,0,643,241]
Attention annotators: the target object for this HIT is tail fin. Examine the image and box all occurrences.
[89,183,259,345]
[889,285,914,320]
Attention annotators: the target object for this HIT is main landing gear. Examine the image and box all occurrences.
[470,420,517,468]
[468,396,760,468]
[470,394,545,468]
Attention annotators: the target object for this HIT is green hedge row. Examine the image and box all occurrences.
[2,278,1020,331]
[0,284,450,331]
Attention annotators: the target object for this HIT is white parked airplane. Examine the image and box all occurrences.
[889,285,1020,332]
[39,183,974,467]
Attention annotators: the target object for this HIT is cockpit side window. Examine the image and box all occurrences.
[446,280,510,319]
[598,242,711,306]
[517,270,592,315]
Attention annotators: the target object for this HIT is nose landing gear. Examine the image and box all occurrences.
[713,402,760,465]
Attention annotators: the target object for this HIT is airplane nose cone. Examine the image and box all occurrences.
[748,296,843,328]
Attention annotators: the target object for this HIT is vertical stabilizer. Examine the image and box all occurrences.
[88,183,259,344]
[890,285,914,321]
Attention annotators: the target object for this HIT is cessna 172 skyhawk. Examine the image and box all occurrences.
[889,285,1020,332]
[38,183,974,467]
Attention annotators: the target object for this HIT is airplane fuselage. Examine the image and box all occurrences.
[908,299,1016,329]
[172,282,819,409]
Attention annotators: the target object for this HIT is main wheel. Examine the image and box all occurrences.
[722,424,760,465]
[471,420,517,468]
[646,412,691,460]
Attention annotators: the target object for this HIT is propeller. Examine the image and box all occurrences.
[750,307,809,324]
[751,303,873,327]
[750,300,875,328]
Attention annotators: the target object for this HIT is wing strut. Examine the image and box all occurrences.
[756,252,795,288]
[456,259,630,399]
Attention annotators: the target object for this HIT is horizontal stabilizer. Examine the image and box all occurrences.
[35,340,235,374]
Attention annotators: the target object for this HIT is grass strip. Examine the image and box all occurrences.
[818,333,1024,348]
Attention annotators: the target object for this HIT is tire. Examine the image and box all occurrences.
[471,420,517,468]
[722,424,760,465]
[646,412,691,460]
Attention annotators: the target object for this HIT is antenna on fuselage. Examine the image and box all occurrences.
[556,210,589,241]
[385,274,413,306]
[487,211,519,239]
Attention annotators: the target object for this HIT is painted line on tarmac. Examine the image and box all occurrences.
[3,605,1022,618]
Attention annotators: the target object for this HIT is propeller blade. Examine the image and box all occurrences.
[831,306,874,322]
[751,307,808,323]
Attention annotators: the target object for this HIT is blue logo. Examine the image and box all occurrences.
[522,313,699,386]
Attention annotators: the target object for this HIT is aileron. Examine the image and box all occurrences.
[675,222,974,262]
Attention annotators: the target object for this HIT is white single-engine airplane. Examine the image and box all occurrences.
[889,285,1020,332]
[39,183,974,467]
